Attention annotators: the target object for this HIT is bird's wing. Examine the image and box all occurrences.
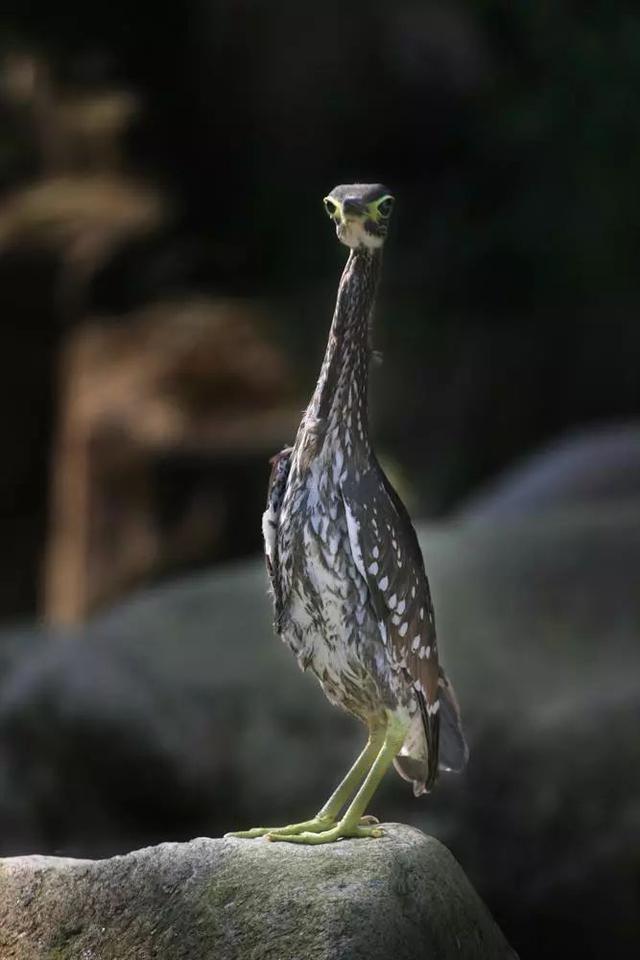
[341,460,441,788]
[262,446,293,622]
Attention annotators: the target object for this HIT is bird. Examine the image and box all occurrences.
[227,183,467,845]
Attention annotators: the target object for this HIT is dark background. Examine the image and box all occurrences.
[0,3,638,959]
[1,0,639,618]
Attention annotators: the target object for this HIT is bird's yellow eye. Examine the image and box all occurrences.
[324,197,338,218]
[376,195,394,218]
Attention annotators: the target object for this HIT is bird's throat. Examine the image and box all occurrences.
[304,247,382,464]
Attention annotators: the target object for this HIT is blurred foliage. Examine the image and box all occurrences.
[1,1,638,303]
[0,0,638,616]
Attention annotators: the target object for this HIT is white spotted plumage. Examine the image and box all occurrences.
[260,192,467,800]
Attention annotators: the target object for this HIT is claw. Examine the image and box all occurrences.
[224,828,272,839]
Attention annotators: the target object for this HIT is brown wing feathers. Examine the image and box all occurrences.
[262,447,293,624]
[341,467,441,787]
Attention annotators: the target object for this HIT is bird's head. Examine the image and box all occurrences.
[323,183,394,250]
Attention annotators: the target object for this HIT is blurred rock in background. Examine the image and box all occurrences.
[457,423,640,521]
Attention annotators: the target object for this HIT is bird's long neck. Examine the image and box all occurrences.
[303,247,382,467]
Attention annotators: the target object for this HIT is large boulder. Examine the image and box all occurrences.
[0,825,515,960]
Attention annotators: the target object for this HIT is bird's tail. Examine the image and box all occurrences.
[393,667,468,796]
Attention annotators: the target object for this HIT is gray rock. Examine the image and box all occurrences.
[457,422,640,521]
[0,825,515,960]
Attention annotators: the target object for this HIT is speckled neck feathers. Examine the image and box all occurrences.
[303,247,382,466]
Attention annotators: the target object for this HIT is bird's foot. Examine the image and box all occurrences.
[266,817,383,845]
[225,816,333,839]
[225,814,379,840]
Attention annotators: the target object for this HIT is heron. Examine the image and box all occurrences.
[228,183,467,845]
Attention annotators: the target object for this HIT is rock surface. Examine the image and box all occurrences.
[0,825,515,960]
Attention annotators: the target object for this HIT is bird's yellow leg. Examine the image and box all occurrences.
[268,712,408,845]
[314,718,386,822]
[225,719,386,839]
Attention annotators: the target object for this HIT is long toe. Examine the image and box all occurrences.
[267,823,383,845]
[226,816,336,839]
[224,827,274,839]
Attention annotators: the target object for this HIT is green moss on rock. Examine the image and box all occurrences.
[0,825,516,960]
